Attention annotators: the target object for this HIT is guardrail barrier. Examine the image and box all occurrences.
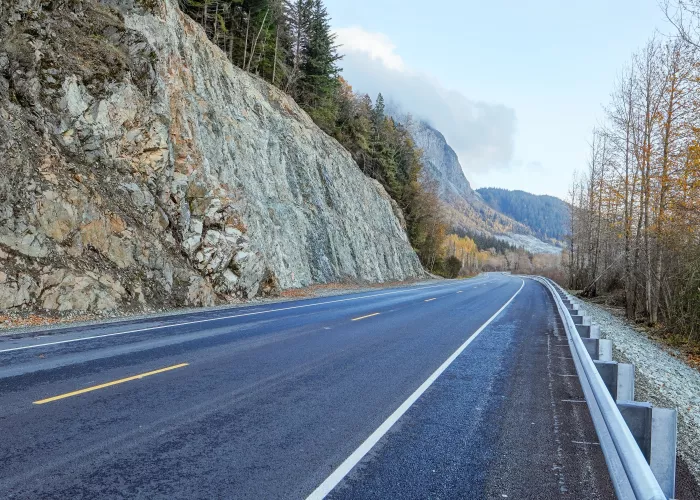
[532,277,677,500]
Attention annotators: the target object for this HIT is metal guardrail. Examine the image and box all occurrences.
[533,277,667,500]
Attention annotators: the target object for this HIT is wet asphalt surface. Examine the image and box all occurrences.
[0,275,620,498]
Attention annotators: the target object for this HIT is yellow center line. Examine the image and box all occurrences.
[33,363,190,405]
[351,312,380,321]
[424,298,437,302]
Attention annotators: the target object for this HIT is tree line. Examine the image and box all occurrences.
[440,232,565,280]
[476,188,570,242]
[569,1,700,344]
[178,0,340,127]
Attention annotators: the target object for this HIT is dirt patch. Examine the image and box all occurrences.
[279,278,432,299]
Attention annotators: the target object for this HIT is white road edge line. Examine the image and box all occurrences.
[305,279,525,500]
[0,279,496,354]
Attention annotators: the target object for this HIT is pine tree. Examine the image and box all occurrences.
[372,93,385,126]
[296,0,341,131]
[283,0,311,95]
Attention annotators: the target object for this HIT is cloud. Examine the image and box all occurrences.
[334,27,405,71]
[526,160,545,172]
[334,26,517,173]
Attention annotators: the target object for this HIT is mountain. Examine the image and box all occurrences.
[400,119,562,254]
[404,120,528,234]
[0,0,423,313]
[476,188,570,243]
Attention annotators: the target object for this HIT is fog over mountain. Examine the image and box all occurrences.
[335,26,517,176]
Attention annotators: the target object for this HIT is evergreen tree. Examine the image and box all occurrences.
[372,93,385,126]
[296,0,341,131]
[283,0,311,94]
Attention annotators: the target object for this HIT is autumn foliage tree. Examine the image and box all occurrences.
[569,30,700,343]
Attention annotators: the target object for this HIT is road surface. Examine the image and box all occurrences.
[0,274,615,498]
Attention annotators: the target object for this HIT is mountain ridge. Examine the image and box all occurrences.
[395,116,562,254]
[476,187,570,243]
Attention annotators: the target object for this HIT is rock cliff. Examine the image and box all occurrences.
[0,0,424,313]
[405,120,561,253]
[405,120,527,235]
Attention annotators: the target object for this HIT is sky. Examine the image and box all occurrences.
[325,0,675,200]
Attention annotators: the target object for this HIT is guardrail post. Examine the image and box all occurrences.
[594,361,635,401]
[599,339,613,362]
[595,361,618,398]
[617,401,653,462]
[571,314,590,326]
[581,338,599,359]
[617,402,677,499]
[617,363,635,401]
[651,408,677,499]
[576,324,590,337]
[576,324,601,339]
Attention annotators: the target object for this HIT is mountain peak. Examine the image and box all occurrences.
[391,116,562,254]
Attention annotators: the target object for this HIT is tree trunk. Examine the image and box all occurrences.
[272,25,279,85]
[242,9,250,69]
[246,9,269,72]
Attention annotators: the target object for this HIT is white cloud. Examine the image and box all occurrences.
[334,26,517,174]
[335,26,406,71]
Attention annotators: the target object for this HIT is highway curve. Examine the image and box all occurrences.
[0,274,614,498]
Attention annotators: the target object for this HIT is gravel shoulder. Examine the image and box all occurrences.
[579,299,700,491]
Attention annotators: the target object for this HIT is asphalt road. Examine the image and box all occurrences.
[0,274,615,499]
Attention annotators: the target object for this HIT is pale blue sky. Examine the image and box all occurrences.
[326,0,673,199]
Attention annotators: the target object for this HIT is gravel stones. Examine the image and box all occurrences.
[582,301,700,485]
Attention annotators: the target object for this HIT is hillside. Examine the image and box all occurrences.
[401,120,562,254]
[0,0,423,313]
[404,120,528,234]
[476,188,570,243]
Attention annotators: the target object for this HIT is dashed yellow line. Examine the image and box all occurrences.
[351,312,380,321]
[424,298,437,302]
[33,363,189,405]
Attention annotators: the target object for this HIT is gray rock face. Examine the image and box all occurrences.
[406,121,474,202]
[0,0,423,312]
[405,120,529,236]
[403,120,560,253]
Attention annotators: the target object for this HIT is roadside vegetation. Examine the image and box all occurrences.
[567,1,700,351]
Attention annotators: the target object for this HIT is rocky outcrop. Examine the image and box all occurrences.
[0,0,423,313]
[405,120,528,235]
[404,120,561,253]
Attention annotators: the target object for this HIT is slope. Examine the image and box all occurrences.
[476,188,570,243]
[401,119,561,254]
[0,0,423,313]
